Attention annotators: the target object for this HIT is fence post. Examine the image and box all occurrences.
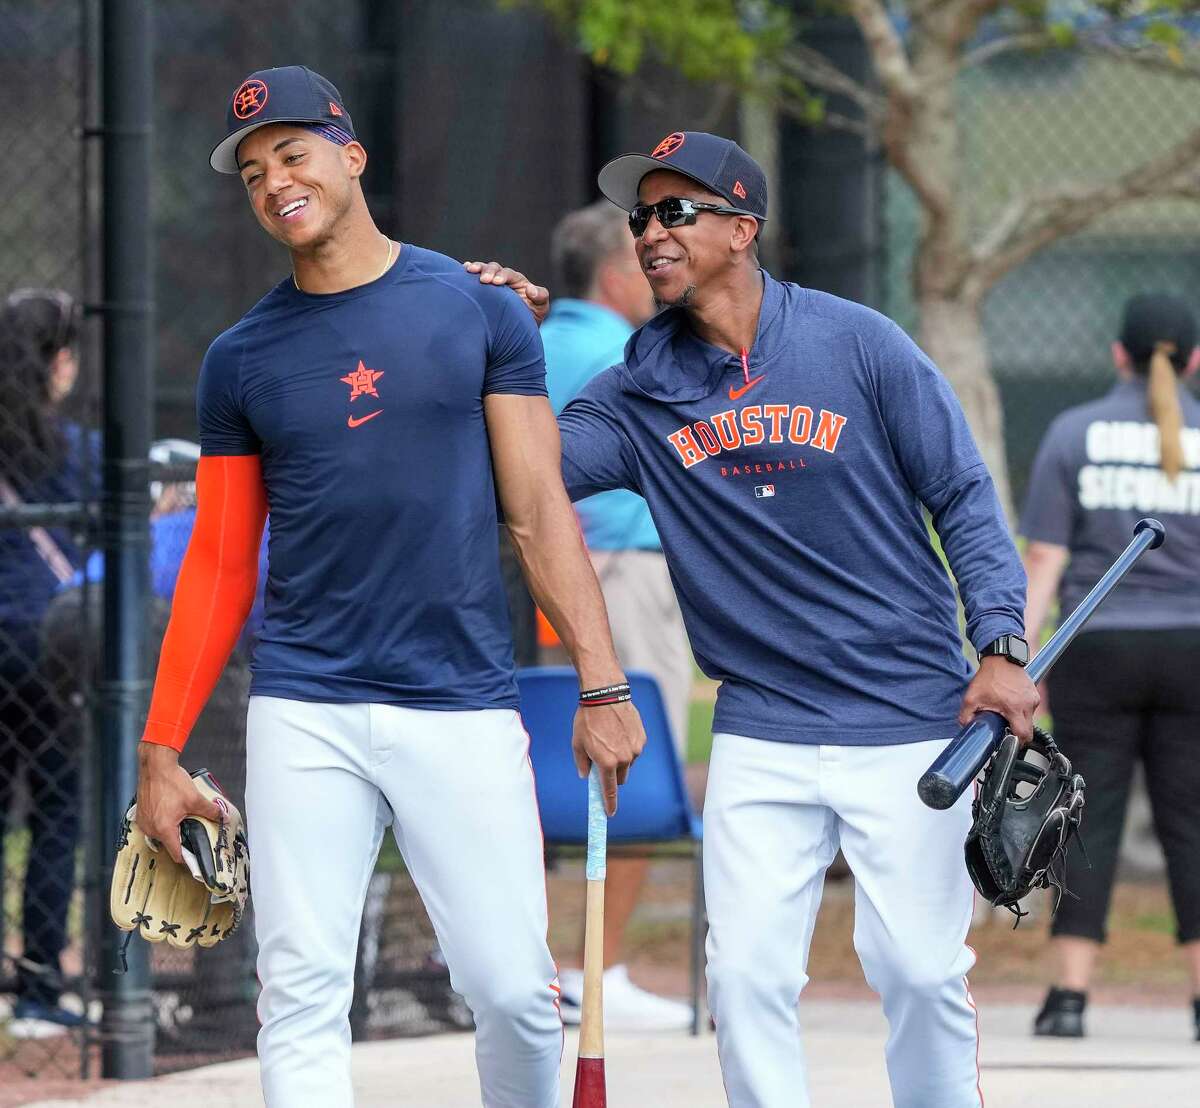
[95,0,155,1079]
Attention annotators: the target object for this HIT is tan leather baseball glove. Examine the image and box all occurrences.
[110,768,249,964]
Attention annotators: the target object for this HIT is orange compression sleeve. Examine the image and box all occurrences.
[142,454,268,753]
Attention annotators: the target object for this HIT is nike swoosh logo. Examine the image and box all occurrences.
[347,410,383,428]
[728,376,765,401]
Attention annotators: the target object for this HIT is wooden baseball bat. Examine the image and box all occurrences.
[918,517,1166,809]
[572,767,608,1108]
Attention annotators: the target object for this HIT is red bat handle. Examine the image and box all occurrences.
[572,1057,607,1108]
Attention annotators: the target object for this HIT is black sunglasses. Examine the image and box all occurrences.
[628,197,757,239]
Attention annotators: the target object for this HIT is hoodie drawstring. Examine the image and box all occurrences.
[740,346,751,385]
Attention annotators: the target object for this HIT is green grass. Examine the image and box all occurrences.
[376,834,406,873]
[2,829,28,928]
[3,829,88,948]
[1131,910,1176,936]
[686,698,715,766]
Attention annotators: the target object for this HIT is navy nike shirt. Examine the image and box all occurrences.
[558,272,1026,746]
[197,243,546,708]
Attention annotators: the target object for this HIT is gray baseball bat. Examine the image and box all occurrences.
[917,517,1166,810]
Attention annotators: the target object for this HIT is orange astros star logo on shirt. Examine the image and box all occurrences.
[340,360,384,401]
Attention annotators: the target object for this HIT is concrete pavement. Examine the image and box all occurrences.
[25,999,1200,1106]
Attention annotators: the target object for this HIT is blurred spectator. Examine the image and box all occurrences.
[540,200,693,1030]
[73,438,268,646]
[0,288,94,1037]
[1020,292,1200,1040]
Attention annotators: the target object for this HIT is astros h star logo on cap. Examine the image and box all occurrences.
[232,78,268,120]
[652,132,685,159]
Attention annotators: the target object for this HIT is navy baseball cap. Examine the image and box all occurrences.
[210,65,356,174]
[1120,292,1197,370]
[598,131,768,222]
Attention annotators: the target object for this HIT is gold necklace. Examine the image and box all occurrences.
[293,237,394,292]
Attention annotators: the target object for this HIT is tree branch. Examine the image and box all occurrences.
[946,0,1009,49]
[907,0,960,20]
[929,30,1055,85]
[843,0,917,102]
[841,0,963,219]
[748,78,875,138]
[775,43,885,118]
[969,122,1200,294]
[1082,41,1200,82]
[923,31,1200,90]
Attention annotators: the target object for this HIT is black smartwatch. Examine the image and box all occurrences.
[978,634,1030,667]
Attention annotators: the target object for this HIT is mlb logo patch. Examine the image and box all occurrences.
[754,484,775,498]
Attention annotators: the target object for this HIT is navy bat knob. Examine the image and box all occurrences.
[1134,517,1166,549]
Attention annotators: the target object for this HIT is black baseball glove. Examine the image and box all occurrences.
[964,726,1085,925]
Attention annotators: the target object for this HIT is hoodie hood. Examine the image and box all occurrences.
[619,269,788,404]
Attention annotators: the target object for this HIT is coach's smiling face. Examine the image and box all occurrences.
[236,123,364,253]
[634,169,759,311]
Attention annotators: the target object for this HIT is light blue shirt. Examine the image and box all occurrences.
[541,299,662,551]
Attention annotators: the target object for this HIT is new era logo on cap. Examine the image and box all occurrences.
[597,130,768,222]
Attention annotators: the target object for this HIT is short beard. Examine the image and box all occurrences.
[655,284,697,311]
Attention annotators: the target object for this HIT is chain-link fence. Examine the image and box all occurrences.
[0,0,94,1086]
[884,46,1200,508]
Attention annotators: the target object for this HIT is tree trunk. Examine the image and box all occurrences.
[917,295,1015,520]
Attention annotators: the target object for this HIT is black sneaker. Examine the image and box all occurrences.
[1033,987,1086,1037]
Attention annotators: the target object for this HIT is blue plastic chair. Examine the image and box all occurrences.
[516,666,705,1034]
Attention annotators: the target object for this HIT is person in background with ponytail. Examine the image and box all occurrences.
[0,289,96,1038]
[1019,292,1200,1041]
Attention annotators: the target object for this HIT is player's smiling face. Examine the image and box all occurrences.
[634,169,752,309]
[236,123,361,251]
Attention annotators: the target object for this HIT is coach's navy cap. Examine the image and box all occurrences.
[210,65,356,174]
[598,131,768,222]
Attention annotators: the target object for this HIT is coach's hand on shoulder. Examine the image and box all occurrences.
[135,742,223,864]
[572,697,647,817]
[463,260,551,326]
[957,656,1040,746]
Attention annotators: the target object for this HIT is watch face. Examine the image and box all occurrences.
[1010,637,1031,664]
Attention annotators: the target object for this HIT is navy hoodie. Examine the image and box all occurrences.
[557,272,1025,746]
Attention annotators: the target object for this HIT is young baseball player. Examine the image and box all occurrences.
[134,66,645,1108]
[478,132,1039,1107]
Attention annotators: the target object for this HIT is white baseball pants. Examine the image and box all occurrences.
[245,697,562,1108]
[704,733,981,1108]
